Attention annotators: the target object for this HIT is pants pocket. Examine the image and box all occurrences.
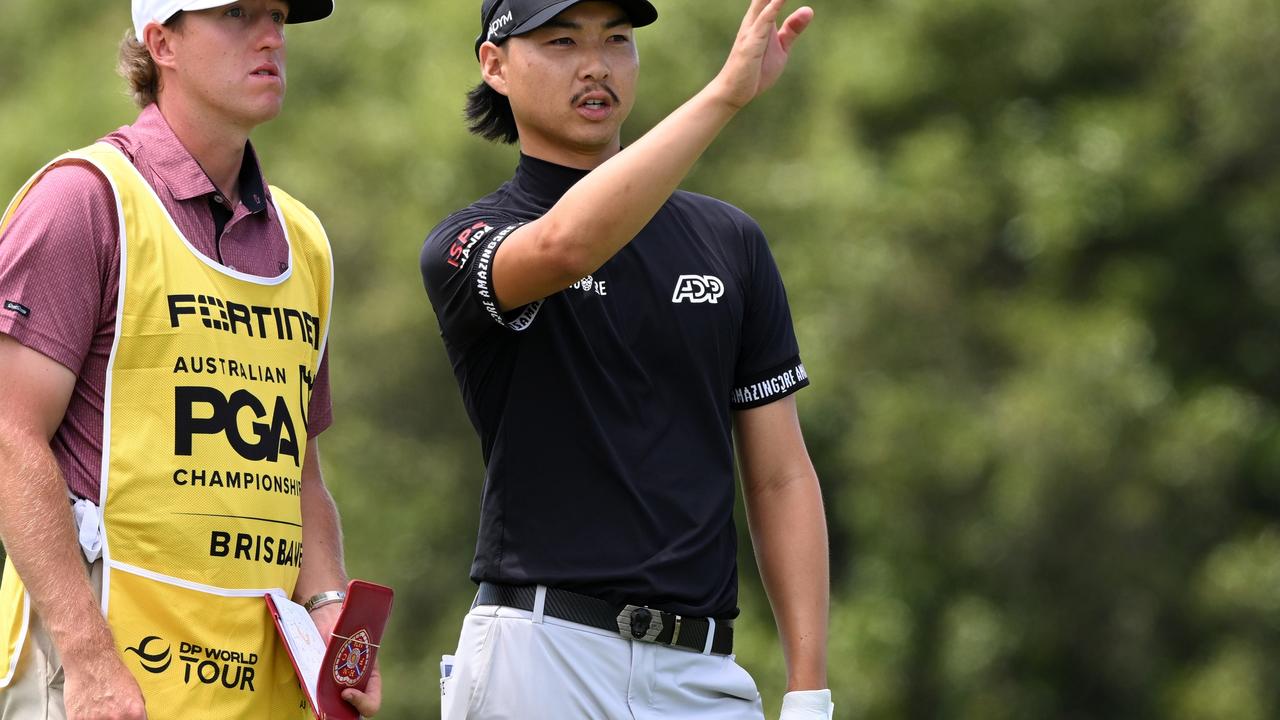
[665,652,763,705]
[441,612,500,720]
[440,654,458,720]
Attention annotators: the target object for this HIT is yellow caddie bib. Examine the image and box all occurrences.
[0,143,332,719]
[0,558,28,690]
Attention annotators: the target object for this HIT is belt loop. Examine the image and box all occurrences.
[702,618,716,655]
[532,585,548,624]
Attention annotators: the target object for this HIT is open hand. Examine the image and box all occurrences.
[713,0,815,110]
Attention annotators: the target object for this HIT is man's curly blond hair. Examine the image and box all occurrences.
[116,14,185,108]
[117,29,160,108]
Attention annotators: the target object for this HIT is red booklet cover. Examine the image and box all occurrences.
[266,580,394,720]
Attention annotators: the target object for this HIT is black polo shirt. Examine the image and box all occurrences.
[420,154,809,618]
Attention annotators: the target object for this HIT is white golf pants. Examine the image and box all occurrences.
[442,601,765,719]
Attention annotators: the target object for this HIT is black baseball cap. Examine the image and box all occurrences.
[285,0,333,24]
[475,0,658,57]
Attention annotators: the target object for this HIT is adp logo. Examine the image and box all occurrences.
[175,386,301,467]
[672,275,725,304]
[125,636,173,674]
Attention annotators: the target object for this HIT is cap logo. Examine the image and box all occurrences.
[488,10,513,39]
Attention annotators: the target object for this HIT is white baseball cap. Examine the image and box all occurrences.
[132,0,334,41]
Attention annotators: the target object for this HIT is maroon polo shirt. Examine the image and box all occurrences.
[0,104,333,501]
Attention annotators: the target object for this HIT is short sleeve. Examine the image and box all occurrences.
[420,213,540,350]
[731,222,809,410]
[306,347,333,437]
[0,162,119,374]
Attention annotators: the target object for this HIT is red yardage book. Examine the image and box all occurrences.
[266,580,395,720]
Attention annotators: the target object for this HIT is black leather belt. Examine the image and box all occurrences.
[473,582,734,656]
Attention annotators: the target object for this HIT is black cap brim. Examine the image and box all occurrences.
[476,0,658,57]
[285,0,333,24]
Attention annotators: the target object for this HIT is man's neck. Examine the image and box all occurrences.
[517,135,621,171]
[156,96,251,203]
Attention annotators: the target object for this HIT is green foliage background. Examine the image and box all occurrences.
[3,0,1280,717]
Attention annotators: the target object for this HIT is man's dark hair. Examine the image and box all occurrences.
[465,81,519,144]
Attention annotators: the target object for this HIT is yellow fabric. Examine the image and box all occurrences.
[0,143,331,717]
[0,559,28,689]
[106,571,309,717]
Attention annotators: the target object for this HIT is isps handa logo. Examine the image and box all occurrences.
[125,636,172,674]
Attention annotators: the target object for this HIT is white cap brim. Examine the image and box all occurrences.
[133,0,238,41]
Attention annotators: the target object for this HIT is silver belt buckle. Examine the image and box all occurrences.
[617,604,664,643]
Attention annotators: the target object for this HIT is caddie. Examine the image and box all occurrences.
[0,1,380,717]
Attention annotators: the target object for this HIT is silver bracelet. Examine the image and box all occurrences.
[302,590,347,613]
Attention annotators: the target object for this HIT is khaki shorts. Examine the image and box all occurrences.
[0,559,101,720]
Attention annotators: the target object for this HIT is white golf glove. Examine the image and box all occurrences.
[780,689,834,719]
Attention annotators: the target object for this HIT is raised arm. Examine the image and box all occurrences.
[489,0,815,311]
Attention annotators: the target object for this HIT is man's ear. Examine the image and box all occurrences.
[144,21,179,72]
[478,41,510,97]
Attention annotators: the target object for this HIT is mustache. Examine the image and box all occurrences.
[570,84,621,105]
